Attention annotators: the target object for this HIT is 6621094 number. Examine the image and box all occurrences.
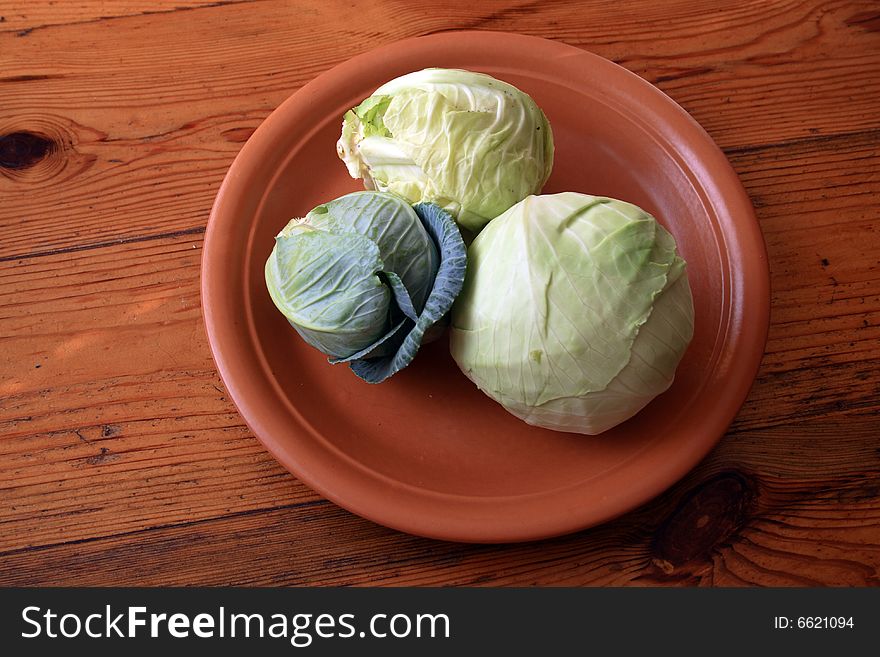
[798,617,853,629]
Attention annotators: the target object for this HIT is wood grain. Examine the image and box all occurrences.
[1,128,876,560]
[2,0,879,258]
[0,1,242,33]
[0,233,318,553]
[1,420,877,586]
[728,130,880,432]
[1,0,879,586]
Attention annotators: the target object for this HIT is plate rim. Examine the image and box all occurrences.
[201,30,770,543]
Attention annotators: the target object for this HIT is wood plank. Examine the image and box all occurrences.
[2,0,879,259]
[0,131,877,559]
[2,0,879,586]
[0,419,877,586]
[0,1,242,33]
[0,233,319,553]
[727,130,880,432]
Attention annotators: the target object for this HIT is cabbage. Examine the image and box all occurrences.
[337,68,554,233]
[265,191,466,383]
[449,193,694,434]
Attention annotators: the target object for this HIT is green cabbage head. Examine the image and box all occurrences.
[337,68,554,234]
[450,193,695,434]
[266,191,466,383]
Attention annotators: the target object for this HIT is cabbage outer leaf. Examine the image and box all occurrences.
[350,203,467,383]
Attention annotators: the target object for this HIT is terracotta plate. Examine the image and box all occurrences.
[202,32,769,543]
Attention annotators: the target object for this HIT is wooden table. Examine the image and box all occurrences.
[1,0,878,587]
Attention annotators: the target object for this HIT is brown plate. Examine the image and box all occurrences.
[202,31,769,543]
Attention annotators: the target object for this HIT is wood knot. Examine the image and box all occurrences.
[0,116,99,186]
[221,126,256,143]
[652,471,757,568]
[0,131,54,170]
